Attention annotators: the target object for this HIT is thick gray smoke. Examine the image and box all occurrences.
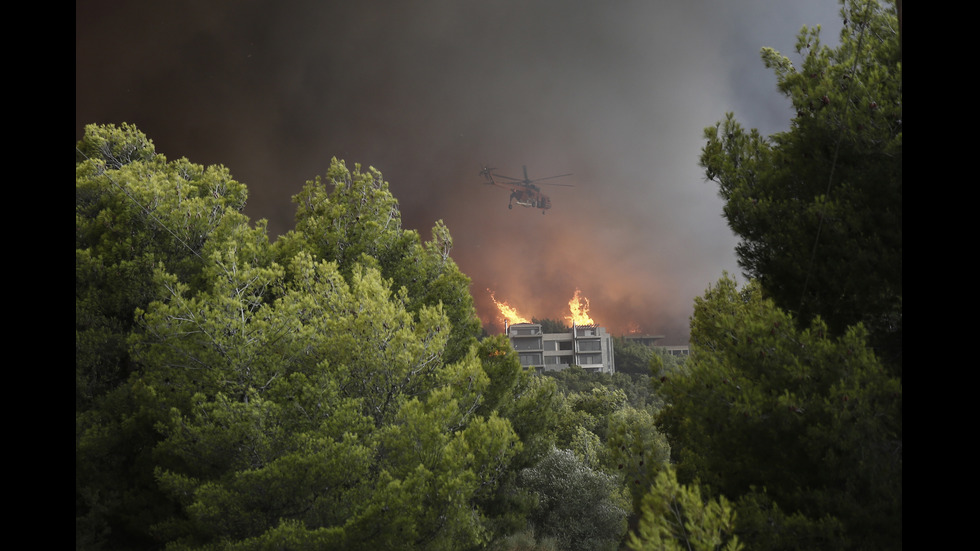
[77,0,842,342]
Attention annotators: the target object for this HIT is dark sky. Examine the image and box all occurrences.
[76,0,842,342]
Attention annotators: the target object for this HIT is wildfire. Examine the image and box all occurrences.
[565,289,595,326]
[487,288,597,330]
[488,289,530,324]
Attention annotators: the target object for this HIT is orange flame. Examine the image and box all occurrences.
[488,289,530,324]
[565,289,595,326]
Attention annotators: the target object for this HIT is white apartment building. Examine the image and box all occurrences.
[507,322,616,374]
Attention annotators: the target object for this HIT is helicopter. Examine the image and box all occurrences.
[479,164,573,213]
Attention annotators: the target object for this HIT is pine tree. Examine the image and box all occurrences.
[656,275,901,549]
[76,123,257,548]
[77,125,538,549]
[277,158,481,363]
[699,0,902,375]
[629,467,741,551]
[518,448,628,551]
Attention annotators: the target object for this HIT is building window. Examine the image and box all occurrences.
[577,353,602,365]
[519,353,543,366]
[513,337,542,350]
[577,339,601,352]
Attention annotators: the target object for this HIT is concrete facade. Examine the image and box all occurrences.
[507,322,616,374]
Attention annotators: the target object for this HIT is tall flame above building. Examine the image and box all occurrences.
[488,289,530,324]
[565,289,595,326]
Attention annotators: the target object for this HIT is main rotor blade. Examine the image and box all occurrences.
[539,181,575,187]
[532,173,573,182]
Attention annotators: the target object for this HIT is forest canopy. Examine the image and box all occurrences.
[76,2,900,548]
[77,123,535,549]
[76,124,652,550]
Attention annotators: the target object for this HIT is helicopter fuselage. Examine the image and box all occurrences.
[481,165,569,213]
[509,187,551,210]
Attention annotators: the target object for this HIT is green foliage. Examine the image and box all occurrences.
[732,491,844,551]
[75,122,156,168]
[500,370,563,470]
[699,0,902,374]
[478,356,566,543]
[540,366,671,535]
[277,158,481,363]
[545,365,661,415]
[562,387,628,442]
[629,467,741,551]
[629,468,742,551]
[691,4,902,546]
[76,125,537,550]
[606,407,671,515]
[612,336,681,378]
[76,123,252,410]
[136,257,515,550]
[489,530,559,551]
[657,275,901,549]
[476,335,526,417]
[518,448,628,551]
[543,365,602,396]
[76,123,257,548]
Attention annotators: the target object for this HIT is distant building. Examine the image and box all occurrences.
[507,322,616,374]
[623,334,690,357]
[623,334,666,347]
[659,345,690,357]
